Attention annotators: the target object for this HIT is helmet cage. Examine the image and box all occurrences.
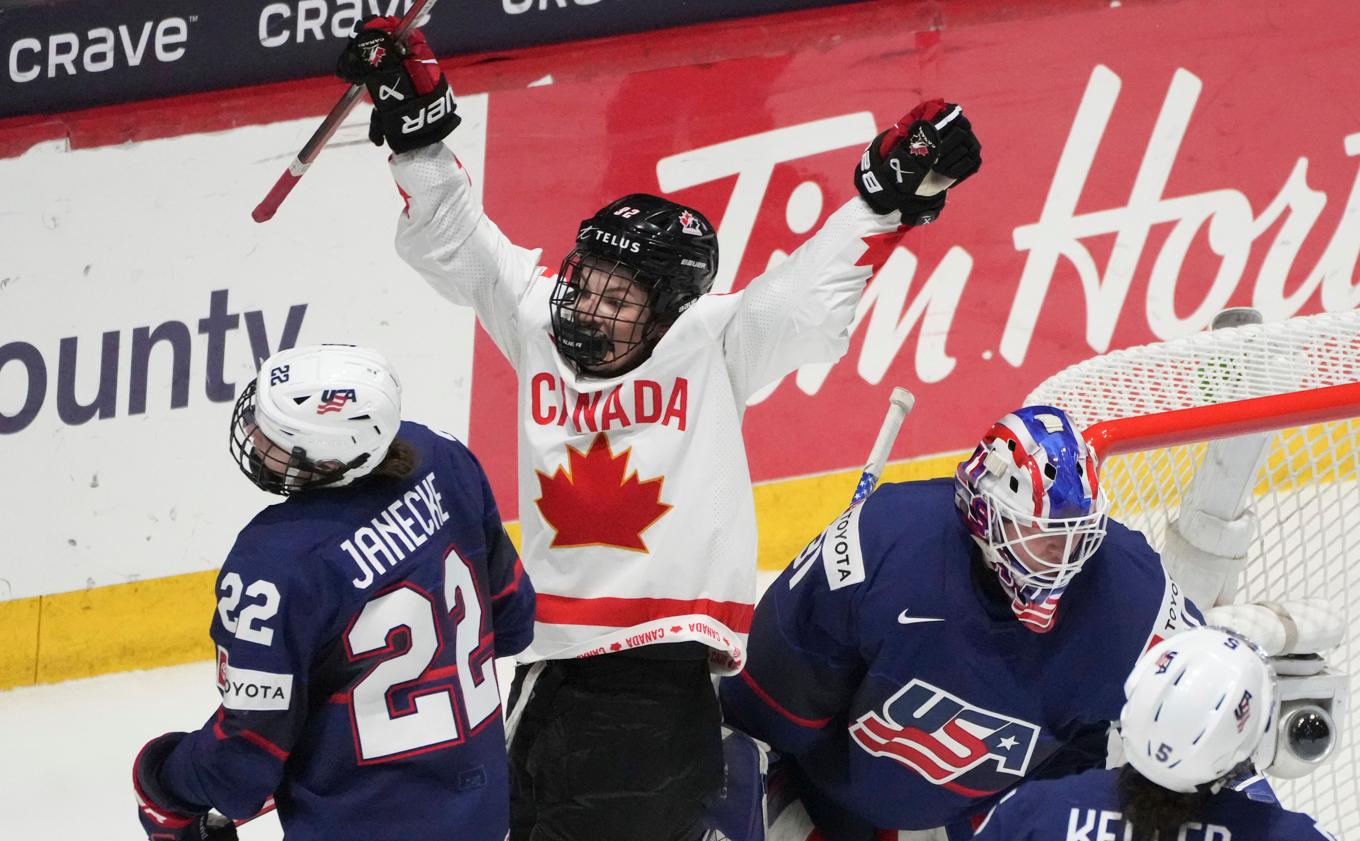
[550,251,658,373]
[550,194,718,373]
[229,381,362,495]
[983,489,1108,592]
[955,406,1108,631]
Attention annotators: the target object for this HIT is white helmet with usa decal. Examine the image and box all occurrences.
[229,344,403,494]
[1120,627,1277,793]
[955,405,1107,633]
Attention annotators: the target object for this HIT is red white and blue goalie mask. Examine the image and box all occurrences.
[954,406,1107,633]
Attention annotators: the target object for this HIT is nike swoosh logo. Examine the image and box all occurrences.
[898,610,944,625]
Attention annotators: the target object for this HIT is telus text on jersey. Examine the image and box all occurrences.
[340,472,451,589]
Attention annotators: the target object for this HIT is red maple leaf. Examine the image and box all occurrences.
[854,226,909,279]
[535,433,673,552]
[610,642,622,652]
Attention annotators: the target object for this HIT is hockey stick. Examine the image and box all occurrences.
[850,387,915,504]
[251,0,441,223]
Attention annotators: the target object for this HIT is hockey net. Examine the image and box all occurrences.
[1026,309,1360,837]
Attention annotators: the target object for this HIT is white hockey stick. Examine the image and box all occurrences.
[252,0,442,222]
[851,387,916,504]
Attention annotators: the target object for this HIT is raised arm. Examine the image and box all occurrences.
[338,16,545,368]
[724,101,982,403]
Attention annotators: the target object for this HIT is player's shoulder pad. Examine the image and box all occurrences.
[785,479,957,594]
[1082,518,1199,645]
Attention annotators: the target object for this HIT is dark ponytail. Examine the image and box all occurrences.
[371,437,420,481]
[1117,765,1211,841]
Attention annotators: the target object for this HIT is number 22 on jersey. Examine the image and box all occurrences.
[344,547,500,762]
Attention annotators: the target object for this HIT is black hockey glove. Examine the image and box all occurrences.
[854,99,982,225]
[336,16,460,154]
[134,733,239,841]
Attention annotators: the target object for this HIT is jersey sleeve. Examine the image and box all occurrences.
[390,142,545,369]
[720,504,870,756]
[156,536,338,821]
[970,786,1038,841]
[721,198,905,404]
[472,449,536,658]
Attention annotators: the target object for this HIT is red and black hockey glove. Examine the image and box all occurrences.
[336,16,460,154]
[854,100,982,224]
[133,733,238,841]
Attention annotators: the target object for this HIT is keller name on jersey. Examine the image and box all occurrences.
[850,679,1040,793]
[340,472,451,590]
[1067,809,1231,841]
[530,373,689,432]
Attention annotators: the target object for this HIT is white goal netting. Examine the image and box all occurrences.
[1027,309,1360,838]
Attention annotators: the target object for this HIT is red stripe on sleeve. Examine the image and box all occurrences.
[738,668,833,729]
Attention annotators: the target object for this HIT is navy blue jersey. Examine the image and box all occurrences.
[973,768,1338,841]
[720,479,1201,834]
[158,422,535,841]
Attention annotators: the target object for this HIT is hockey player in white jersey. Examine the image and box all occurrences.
[336,16,983,841]
[972,626,1340,841]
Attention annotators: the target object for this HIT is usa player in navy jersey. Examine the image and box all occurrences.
[973,626,1339,841]
[718,406,1203,840]
[131,344,535,841]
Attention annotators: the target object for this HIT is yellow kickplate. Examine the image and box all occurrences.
[0,453,963,689]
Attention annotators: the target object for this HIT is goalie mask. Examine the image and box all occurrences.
[551,193,718,376]
[229,344,403,495]
[955,406,1107,633]
[1120,627,1276,794]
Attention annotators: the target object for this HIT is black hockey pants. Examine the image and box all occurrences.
[507,643,723,841]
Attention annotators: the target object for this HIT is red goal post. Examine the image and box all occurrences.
[1083,380,1360,460]
[1026,309,1360,838]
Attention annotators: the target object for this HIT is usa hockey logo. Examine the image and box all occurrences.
[679,210,705,236]
[850,679,1040,794]
[316,389,357,414]
[1234,689,1253,732]
[1155,649,1178,674]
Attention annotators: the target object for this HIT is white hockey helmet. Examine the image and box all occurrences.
[229,344,403,494]
[1120,627,1277,793]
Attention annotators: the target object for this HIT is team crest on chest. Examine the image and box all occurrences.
[850,679,1041,794]
[535,433,672,552]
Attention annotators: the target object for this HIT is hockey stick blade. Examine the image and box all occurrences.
[251,0,441,223]
[851,387,915,505]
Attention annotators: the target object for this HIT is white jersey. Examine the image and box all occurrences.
[391,143,903,673]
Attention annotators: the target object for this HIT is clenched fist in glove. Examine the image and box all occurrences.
[854,100,982,225]
[336,16,460,153]
[134,733,239,841]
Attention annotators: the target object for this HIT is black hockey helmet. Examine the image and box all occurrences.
[550,194,719,374]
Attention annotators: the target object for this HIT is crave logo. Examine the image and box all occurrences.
[503,0,604,14]
[850,679,1040,794]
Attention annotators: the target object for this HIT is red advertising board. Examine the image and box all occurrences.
[461,0,1360,517]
